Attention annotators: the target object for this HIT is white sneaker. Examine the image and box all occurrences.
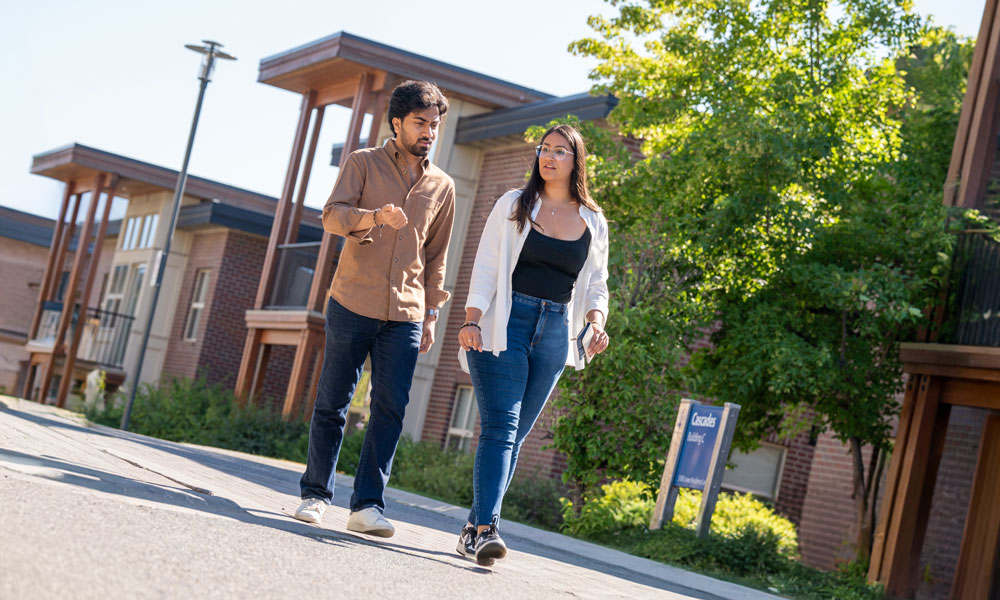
[294,498,327,524]
[346,507,395,537]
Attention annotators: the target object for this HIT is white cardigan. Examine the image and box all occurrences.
[458,189,610,373]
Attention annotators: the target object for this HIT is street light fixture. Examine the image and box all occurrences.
[121,41,236,431]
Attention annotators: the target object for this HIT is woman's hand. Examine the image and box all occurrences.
[587,321,610,356]
[459,324,483,352]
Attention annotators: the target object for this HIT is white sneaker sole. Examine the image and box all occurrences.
[347,522,394,537]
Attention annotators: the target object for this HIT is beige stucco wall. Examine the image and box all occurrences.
[112,190,201,392]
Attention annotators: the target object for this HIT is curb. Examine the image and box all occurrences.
[344,473,788,600]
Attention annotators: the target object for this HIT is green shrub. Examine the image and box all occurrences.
[87,377,310,462]
[561,479,799,558]
[503,468,569,531]
[560,479,655,537]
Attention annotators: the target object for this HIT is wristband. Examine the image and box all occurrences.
[372,208,383,228]
[461,321,481,331]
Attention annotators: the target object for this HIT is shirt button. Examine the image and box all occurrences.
[399,235,403,240]
[394,257,398,263]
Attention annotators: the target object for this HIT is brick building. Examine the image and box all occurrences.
[4,30,991,596]
[10,144,323,410]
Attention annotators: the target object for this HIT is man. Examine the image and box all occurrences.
[294,80,455,537]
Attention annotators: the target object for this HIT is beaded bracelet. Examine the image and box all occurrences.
[461,321,481,330]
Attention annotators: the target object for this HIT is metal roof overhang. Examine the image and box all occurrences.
[258,31,554,109]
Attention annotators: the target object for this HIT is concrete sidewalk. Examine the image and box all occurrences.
[0,397,786,600]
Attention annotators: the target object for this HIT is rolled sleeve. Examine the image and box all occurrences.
[322,153,376,245]
[422,187,456,310]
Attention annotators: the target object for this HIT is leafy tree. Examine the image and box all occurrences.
[534,118,704,500]
[555,0,973,561]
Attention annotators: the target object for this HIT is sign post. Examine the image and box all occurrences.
[649,399,741,537]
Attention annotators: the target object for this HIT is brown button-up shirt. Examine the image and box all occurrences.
[322,138,455,322]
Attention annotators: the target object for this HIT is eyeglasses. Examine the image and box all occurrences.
[535,145,575,160]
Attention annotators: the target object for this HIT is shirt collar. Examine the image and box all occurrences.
[384,137,430,169]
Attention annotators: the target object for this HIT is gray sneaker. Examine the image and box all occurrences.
[474,518,506,566]
[456,525,477,559]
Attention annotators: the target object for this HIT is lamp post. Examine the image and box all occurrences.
[121,40,236,430]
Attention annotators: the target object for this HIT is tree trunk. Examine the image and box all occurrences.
[849,436,885,564]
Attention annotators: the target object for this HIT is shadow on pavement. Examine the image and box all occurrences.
[1,401,707,595]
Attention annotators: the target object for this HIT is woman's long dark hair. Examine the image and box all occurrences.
[510,124,601,233]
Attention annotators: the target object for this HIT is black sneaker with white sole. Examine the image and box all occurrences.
[474,517,507,566]
[456,525,477,559]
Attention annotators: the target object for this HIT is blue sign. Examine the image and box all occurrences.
[672,405,725,490]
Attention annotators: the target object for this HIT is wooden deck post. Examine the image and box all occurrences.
[56,176,116,408]
[952,413,1000,598]
[284,105,325,246]
[871,375,951,597]
[254,90,318,310]
[38,178,104,404]
[28,182,75,341]
[307,72,375,313]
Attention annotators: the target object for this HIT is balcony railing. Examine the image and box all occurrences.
[33,302,134,369]
[266,238,343,309]
[945,232,1000,347]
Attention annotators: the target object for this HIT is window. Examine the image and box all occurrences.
[446,385,479,452]
[183,269,211,341]
[721,442,787,500]
[139,214,158,248]
[102,264,129,319]
[120,213,159,250]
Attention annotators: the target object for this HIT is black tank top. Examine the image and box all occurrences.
[511,226,591,303]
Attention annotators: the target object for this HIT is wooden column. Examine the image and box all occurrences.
[236,90,318,403]
[870,377,919,580]
[951,412,1000,599]
[306,72,375,313]
[37,176,105,403]
[254,90,318,310]
[22,186,79,400]
[284,105,325,245]
[280,72,376,419]
[365,90,389,148]
[282,329,317,418]
[870,374,951,597]
[47,193,83,305]
[56,177,116,408]
[950,0,1000,209]
[235,327,263,401]
[28,182,75,340]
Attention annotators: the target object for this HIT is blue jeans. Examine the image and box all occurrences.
[466,292,569,526]
[300,297,422,512]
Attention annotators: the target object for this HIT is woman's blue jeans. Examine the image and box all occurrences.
[466,292,568,526]
[300,297,422,512]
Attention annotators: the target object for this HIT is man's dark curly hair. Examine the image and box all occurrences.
[387,80,448,135]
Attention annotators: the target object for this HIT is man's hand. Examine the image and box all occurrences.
[419,319,436,353]
[377,203,408,230]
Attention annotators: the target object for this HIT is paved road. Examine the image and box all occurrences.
[0,397,785,600]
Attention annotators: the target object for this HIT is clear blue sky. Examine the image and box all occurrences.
[0,0,985,220]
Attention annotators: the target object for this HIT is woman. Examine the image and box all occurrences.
[455,124,611,566]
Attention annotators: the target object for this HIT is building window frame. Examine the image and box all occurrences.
[183,269,211,341]
[721,441,788,501]
[120,213,159,250]
[446,385,479,453]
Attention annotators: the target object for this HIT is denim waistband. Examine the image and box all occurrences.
[512,291,568,313]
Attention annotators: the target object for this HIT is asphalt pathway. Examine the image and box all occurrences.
[0,397,786,600]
